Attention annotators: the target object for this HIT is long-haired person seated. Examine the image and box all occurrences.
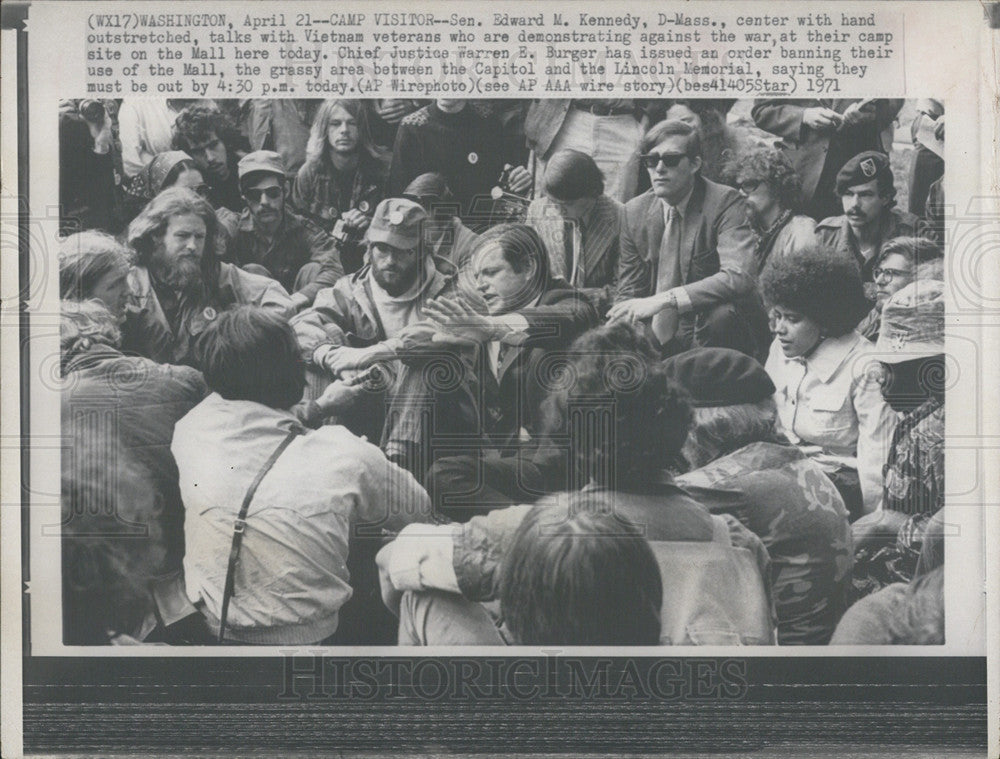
[760,244,898,520]
[378,322,777,646]
[61,299,208,644]
[172,306,435,645]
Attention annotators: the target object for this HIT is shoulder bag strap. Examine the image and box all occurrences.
[217,428,301,643]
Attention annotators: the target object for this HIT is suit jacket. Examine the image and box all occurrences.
[615,176,757,315]
[480,284,598,445]
[526,194,623,315]
[751,99,904,203]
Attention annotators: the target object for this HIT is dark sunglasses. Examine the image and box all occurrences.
[192,184,210,198]
[244,186,283,202]
[640,151,688,169]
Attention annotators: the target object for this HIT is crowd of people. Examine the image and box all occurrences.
[58,97,947,646]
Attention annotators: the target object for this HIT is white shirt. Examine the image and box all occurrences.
[174,394,433,643]
[765,331,898,514]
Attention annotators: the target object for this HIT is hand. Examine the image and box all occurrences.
[314,378,363,416]
[287,292,311,316]
[801,107,842,132]
[322,345,382,376]
[422,293,496,343]
[933,114,945,141]
[505,165,532,196]
[606,294,675,324]
[376,99,415,124]
[840,101,875,128]
[340,208,371,233]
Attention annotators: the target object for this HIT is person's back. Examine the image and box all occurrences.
[677,440,852,644]
[172,305,434,644]
[175,394,430,644]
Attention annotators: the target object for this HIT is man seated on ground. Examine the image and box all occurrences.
[174,306,434,645]
[608,120,769,361]
[401,172,480,286]
[668,347,853,645]
[855,237,944,341]
[59,229,133,321]
[419,224,598,520]
[377,322,776,646]
[815,151,925,284]
[172,102,248,213]
[729,146,817,275]
[291,197,478,476]
[525,149,624,317]
[226,150,343,314]
[122,187,292,368]
[851,279,946,600]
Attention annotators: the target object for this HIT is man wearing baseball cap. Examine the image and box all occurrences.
[669,347,853,645]
[291,197,477,474]
[815,150,924,283]
[227,150,343,314]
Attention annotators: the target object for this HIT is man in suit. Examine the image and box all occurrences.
[419,224,598,520]
[751,99,904,221]
[525,149,623,317]
[607,120,768,360]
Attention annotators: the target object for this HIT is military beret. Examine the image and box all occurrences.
[367,198,428,249]
[875,279,944,362]
[661,347,775,407]
[836,150,892,195]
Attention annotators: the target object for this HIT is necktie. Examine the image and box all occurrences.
[562,219,576,285]
[651,206,681,344]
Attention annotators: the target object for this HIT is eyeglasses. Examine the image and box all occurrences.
[738,179,764,194]
[193,184,209,198]
[640,152,688,169]
[873,266,909,281]
[244,186,283,202]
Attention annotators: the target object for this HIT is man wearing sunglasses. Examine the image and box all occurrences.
[609,120,768,361]
[228,151,344,314]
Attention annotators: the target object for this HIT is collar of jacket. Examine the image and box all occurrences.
[798,331,864,383]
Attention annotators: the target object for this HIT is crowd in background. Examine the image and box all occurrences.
[57,97,947,646]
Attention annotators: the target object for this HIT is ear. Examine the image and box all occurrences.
[689,154,703,174]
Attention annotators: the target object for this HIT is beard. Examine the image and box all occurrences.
[150,254,205,295]
[372,265,417,297]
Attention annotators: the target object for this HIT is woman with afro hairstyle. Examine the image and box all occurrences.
[760,243,898,519]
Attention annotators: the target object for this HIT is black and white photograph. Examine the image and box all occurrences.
[2,1,996,756]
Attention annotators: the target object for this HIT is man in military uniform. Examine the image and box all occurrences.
[291,197,477,476]
[227,150,344,314]
[815,151,924,283]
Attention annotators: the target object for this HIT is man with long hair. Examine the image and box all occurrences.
[123,186,292,367]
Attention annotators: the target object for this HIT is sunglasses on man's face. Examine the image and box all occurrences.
[640,152,688,169]
[738,179,764,194]
[244,186,283,202]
